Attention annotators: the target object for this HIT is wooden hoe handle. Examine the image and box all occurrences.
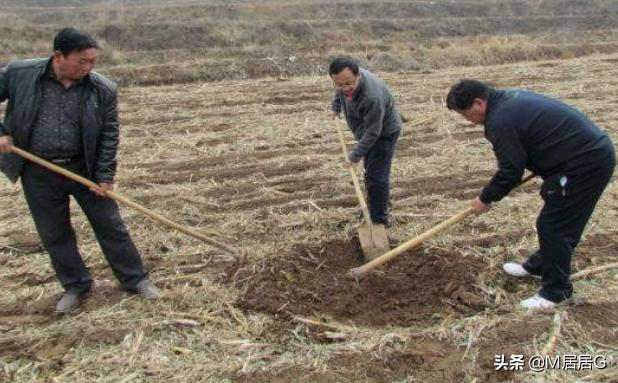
[350,173,536,279]
[11,146,239,256]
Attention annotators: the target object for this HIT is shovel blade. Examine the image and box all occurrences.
[357,223,390,261]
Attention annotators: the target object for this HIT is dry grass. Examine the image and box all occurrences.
[1,51,617,382]
[0,0,617,83]
[1,1,618,382]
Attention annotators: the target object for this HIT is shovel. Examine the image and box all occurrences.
[11,146,239,256]
[334,122,389,260]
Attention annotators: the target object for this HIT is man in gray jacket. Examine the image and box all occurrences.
[0,28,158,314]
[329,57,401,226]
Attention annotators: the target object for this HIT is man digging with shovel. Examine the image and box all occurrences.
[0,28,159,314]
[328,57,401,258]
[446,79,615,311]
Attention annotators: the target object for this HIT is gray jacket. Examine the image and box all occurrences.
[331,68,401,162]
[0,57,120,183]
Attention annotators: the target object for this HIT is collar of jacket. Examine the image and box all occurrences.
[484,89,507,125]
[37,56,94,88]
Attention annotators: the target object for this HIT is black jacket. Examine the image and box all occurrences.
[481,89,612,203]
[0,57,120,183]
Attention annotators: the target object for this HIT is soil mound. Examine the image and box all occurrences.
[230,239,489,327]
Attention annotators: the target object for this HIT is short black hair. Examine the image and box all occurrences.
[446,79,492,110]
[329,57,360,76]
[53,27,98,56]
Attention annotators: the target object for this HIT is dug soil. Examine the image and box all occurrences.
[229,239,489,327]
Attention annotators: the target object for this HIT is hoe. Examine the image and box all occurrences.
[350,173,535,279]
[11,146,239,256]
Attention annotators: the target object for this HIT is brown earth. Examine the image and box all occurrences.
[569,301,618,345]
[573,231,618,269]
[475,316,552,382]
[228,239,489,327]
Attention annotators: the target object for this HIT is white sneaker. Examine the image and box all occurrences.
[503,262,532,277]
[520,294,557,310]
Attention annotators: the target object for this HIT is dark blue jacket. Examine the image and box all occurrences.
[481,89,612,203]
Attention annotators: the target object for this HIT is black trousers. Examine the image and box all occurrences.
[363,130,400,224]
[21,160,147,294]
[523,139,615,302]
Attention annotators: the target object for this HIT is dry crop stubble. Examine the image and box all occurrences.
[1,53,618,381]
[3,0,618,85]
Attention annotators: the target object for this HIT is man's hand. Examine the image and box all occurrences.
[330,111,340,120]
[0,136,13,153]
[342,156,354,169]
[471,196,491,214]
[90,182,114,197]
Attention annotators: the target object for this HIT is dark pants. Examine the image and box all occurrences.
[523,139,615,302]
[21,160,147,294]
[363,130,400,224]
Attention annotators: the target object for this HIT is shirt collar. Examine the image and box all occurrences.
[44,57,89,87]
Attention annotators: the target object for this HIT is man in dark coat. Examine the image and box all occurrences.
[446,79,615,310]
[0,28,159,314]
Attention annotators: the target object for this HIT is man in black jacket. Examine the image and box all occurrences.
[329,57,401,226]
[446,79,615,310]
[0,28,158,314]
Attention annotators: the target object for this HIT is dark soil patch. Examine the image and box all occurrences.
[235,338,465,383]
[574,231,618,269]
[475,316,551,382]
[500,274,540,295]
[229,239,489,327]
[569,301,618,345]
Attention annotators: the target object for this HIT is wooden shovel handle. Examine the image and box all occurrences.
[350,173,536,279]
[334,122,373,226]
[11,146,239,256]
